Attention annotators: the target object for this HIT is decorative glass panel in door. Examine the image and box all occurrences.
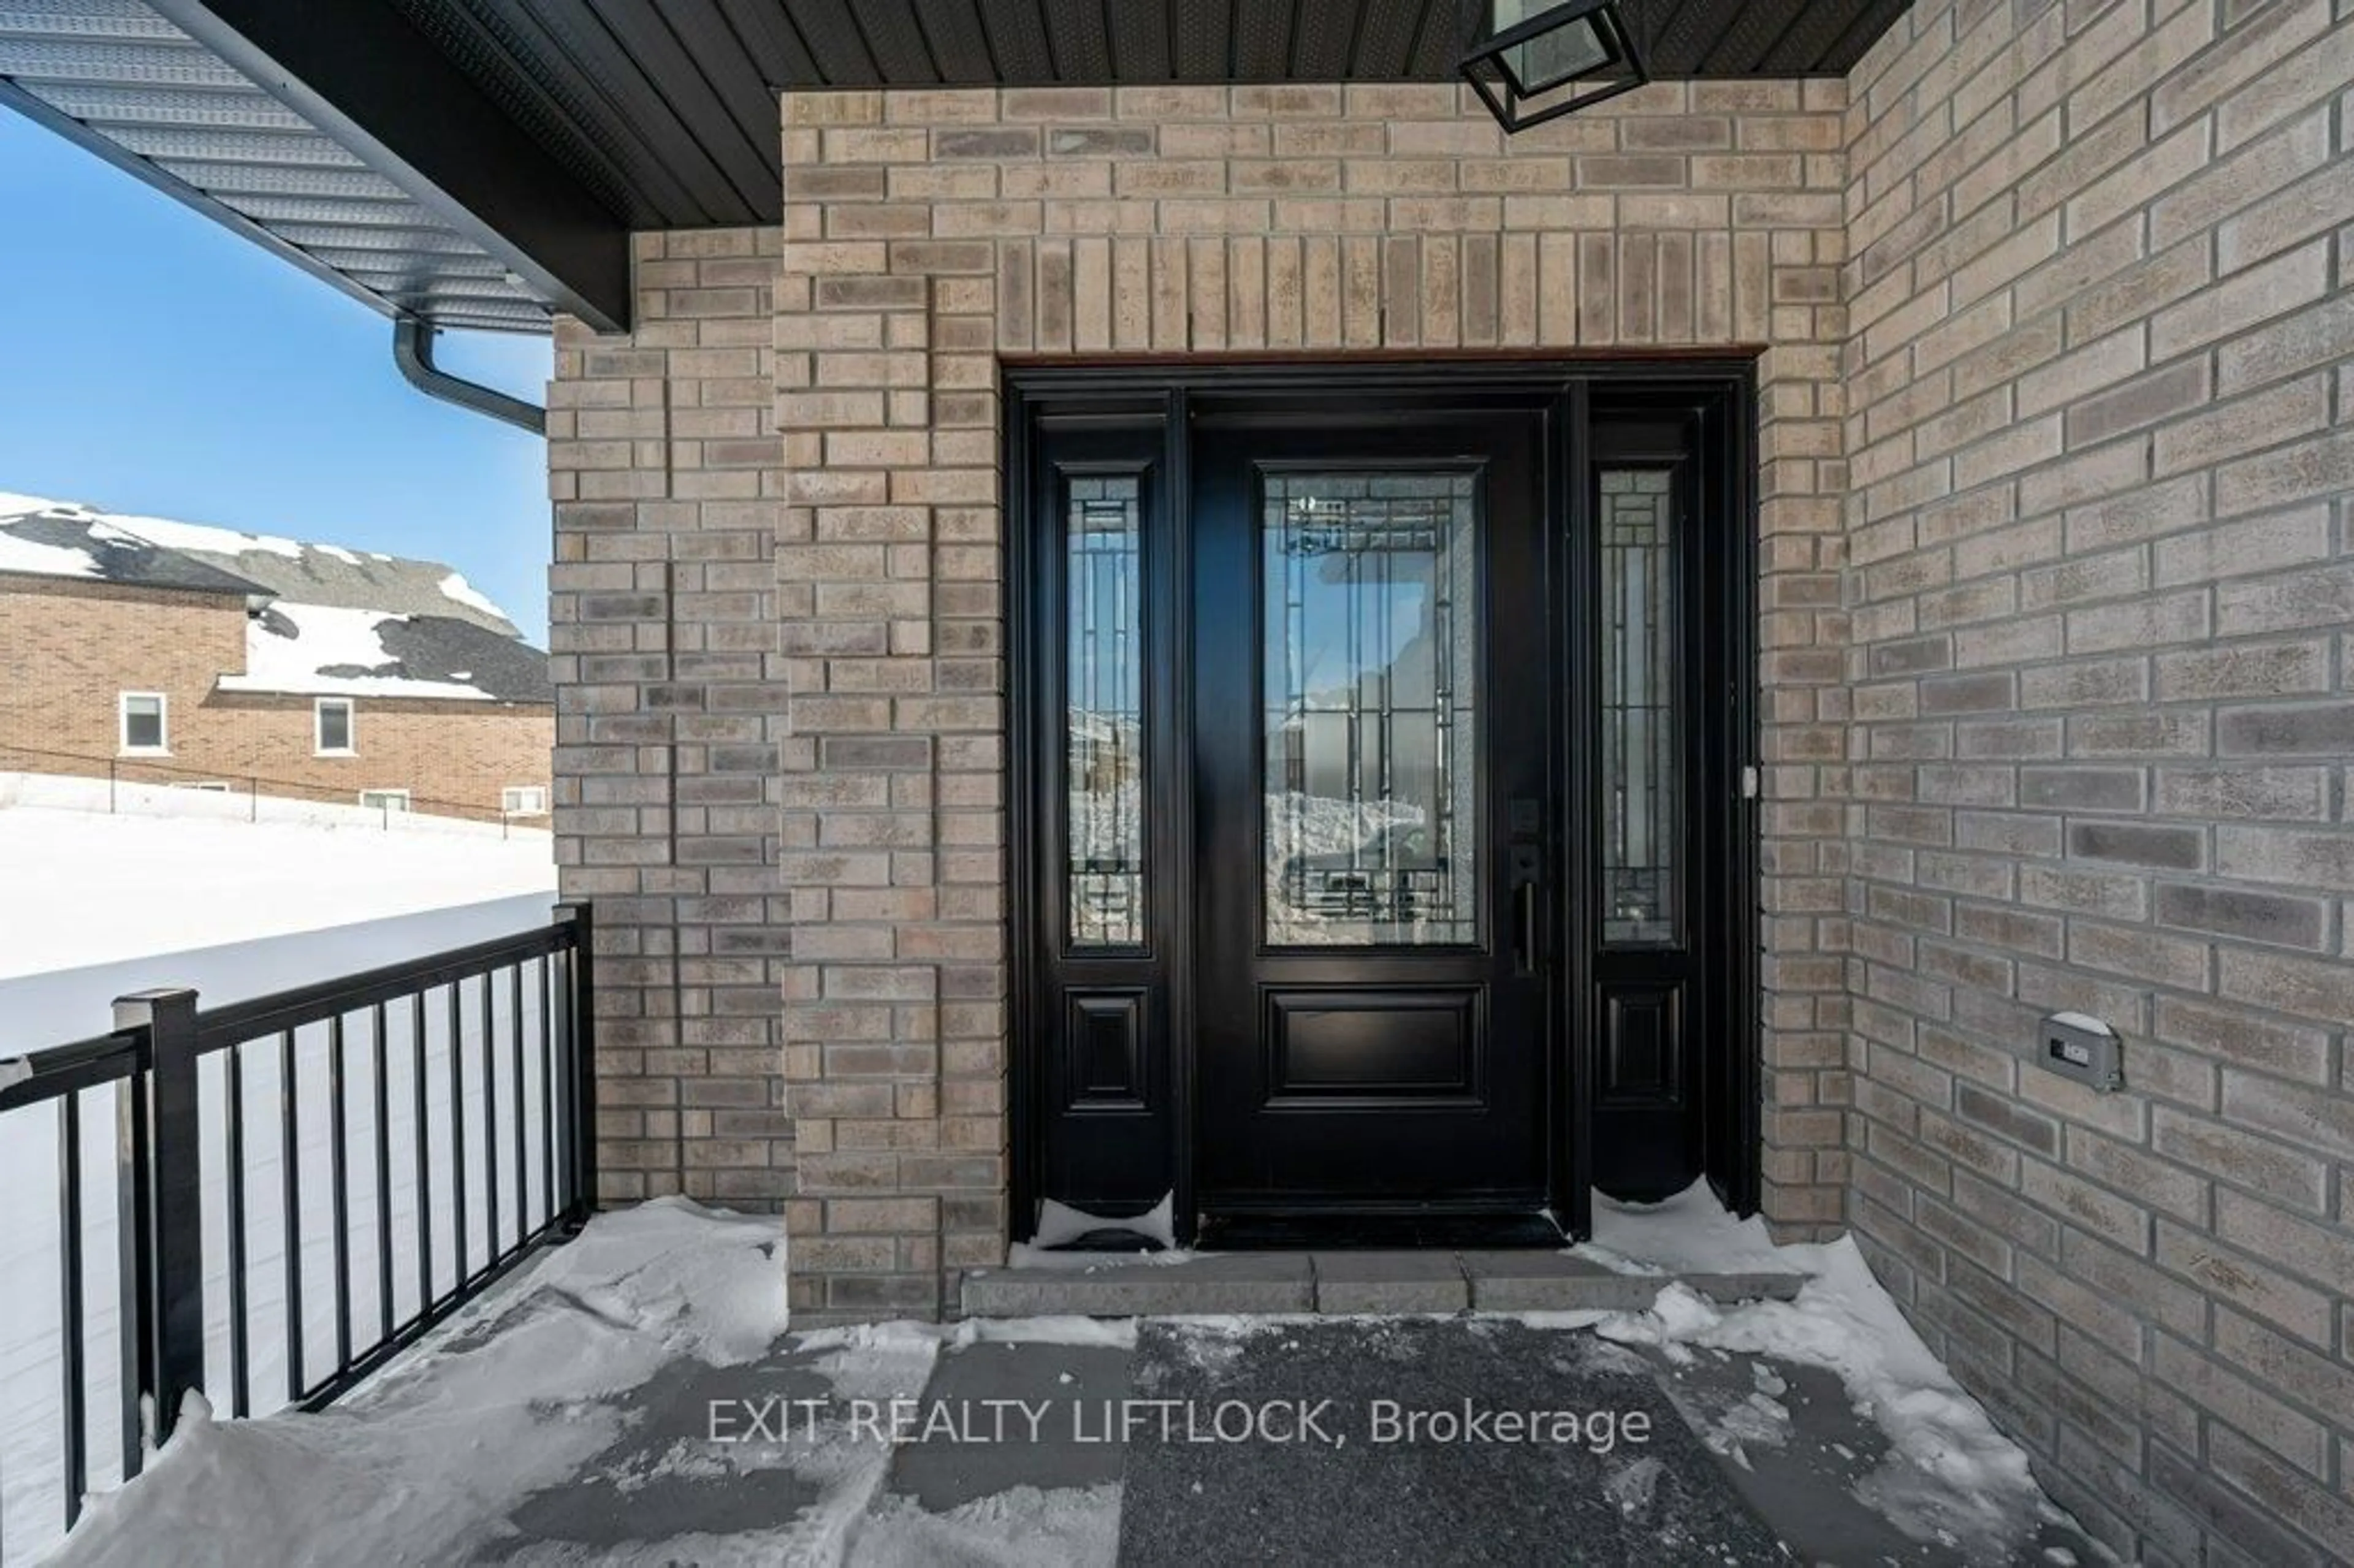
[1067,473,1143,947]
[1262,471,1479,946]
[1599,468,1678,943]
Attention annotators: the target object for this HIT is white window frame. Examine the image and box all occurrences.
[314,696,356,756]
[357,788,411,813]
[501,785,549,816]
[118,692,169,755]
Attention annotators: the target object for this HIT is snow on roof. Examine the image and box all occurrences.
[0,490,529,636]
[215,600,560,702]
[0,505,273,596]
[219,603,477,699]
[438,570,506,620]
[0,528,102,580]
[87,509,307,559]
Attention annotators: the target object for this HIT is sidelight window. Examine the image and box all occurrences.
[1262,471,1480,946]
[1599,468,1679,944]
[1065,473,1144,948]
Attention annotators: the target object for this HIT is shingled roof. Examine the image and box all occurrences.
[0,491,549,706]
[226,601,554,704]
[0,504,272,599]
[0,492,523,636]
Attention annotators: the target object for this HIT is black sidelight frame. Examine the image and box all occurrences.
[1008,359,1759,1247]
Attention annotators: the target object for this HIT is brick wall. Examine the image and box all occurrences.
[1838,0,2354,1559]
[0,574,553,816]
[552,81,1861,1320]
[0,577,246,759]
[547,228,799,1223]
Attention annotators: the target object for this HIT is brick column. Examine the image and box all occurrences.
[549,227,794,1212]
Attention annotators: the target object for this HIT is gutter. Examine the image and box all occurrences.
[393,317,547,436]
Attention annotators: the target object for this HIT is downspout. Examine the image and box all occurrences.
[392,316,547,435]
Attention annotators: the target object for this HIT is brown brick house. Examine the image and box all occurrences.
[4,0,2352,1559]
[0,494,553,820]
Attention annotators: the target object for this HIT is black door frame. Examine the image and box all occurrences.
[1006,357,1761,1247]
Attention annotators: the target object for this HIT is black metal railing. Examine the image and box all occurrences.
[0,904,596,1559]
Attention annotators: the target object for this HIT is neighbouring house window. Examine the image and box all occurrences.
[358,789,411,813]
[316,697,355,755]
[119,693,167,754]
[501,785,548,816]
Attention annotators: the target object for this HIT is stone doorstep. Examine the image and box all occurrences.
[957,1249,1807,1319]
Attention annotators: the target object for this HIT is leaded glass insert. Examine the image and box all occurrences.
[1262,471,1479,946]
[1601,469,1678,944]
[1067,473,1143,947]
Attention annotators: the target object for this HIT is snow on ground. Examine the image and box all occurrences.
[844,1485,1121,1567]
[33,1192,2092,1568]
[0,772,541,840]
[1030,1194,1176,1250]
[1574,1180,1804,1276]
[1592,1235,2071,1561]
[1578,1184,2079,1559]
[0,793,559,1556]
[43,1203,1135,1568]
[50,1202,790,1568]
[0,793,554,998]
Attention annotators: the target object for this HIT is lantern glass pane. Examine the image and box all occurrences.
[1493,1,1612,96]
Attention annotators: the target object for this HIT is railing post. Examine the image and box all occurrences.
[553,902,598,1227]
[111,988,205,1455]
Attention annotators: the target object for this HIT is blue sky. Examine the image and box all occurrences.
[0,110,556,638]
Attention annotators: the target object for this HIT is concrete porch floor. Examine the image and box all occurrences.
[461,1314,2101,1566]
[48,1205,2105,1567]
[959,1249,1811,1317]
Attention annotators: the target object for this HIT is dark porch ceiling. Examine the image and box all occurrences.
[1,0,1907,336]
[394,0,1905,232]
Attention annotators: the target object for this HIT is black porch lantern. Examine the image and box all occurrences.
[1460,0,1649,132]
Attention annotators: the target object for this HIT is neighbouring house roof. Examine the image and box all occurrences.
[0,491,524,635]
[223,601,554,704]
[0,490,550,706]
[0,503,272,599]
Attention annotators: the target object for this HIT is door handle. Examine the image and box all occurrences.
[1507,843,1541,975]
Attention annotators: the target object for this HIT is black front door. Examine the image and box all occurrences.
[1191,411,1553,1222]
[1009,365,1759,1248]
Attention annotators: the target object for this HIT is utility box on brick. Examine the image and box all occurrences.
[2039,1014,2122,1093]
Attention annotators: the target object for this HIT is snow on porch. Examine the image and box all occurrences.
[39,1196,2107,1567]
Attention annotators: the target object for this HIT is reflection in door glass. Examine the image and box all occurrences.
[1263,472,1479,946]
[1067,474,1143,946]
[1601,469,1678,943]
